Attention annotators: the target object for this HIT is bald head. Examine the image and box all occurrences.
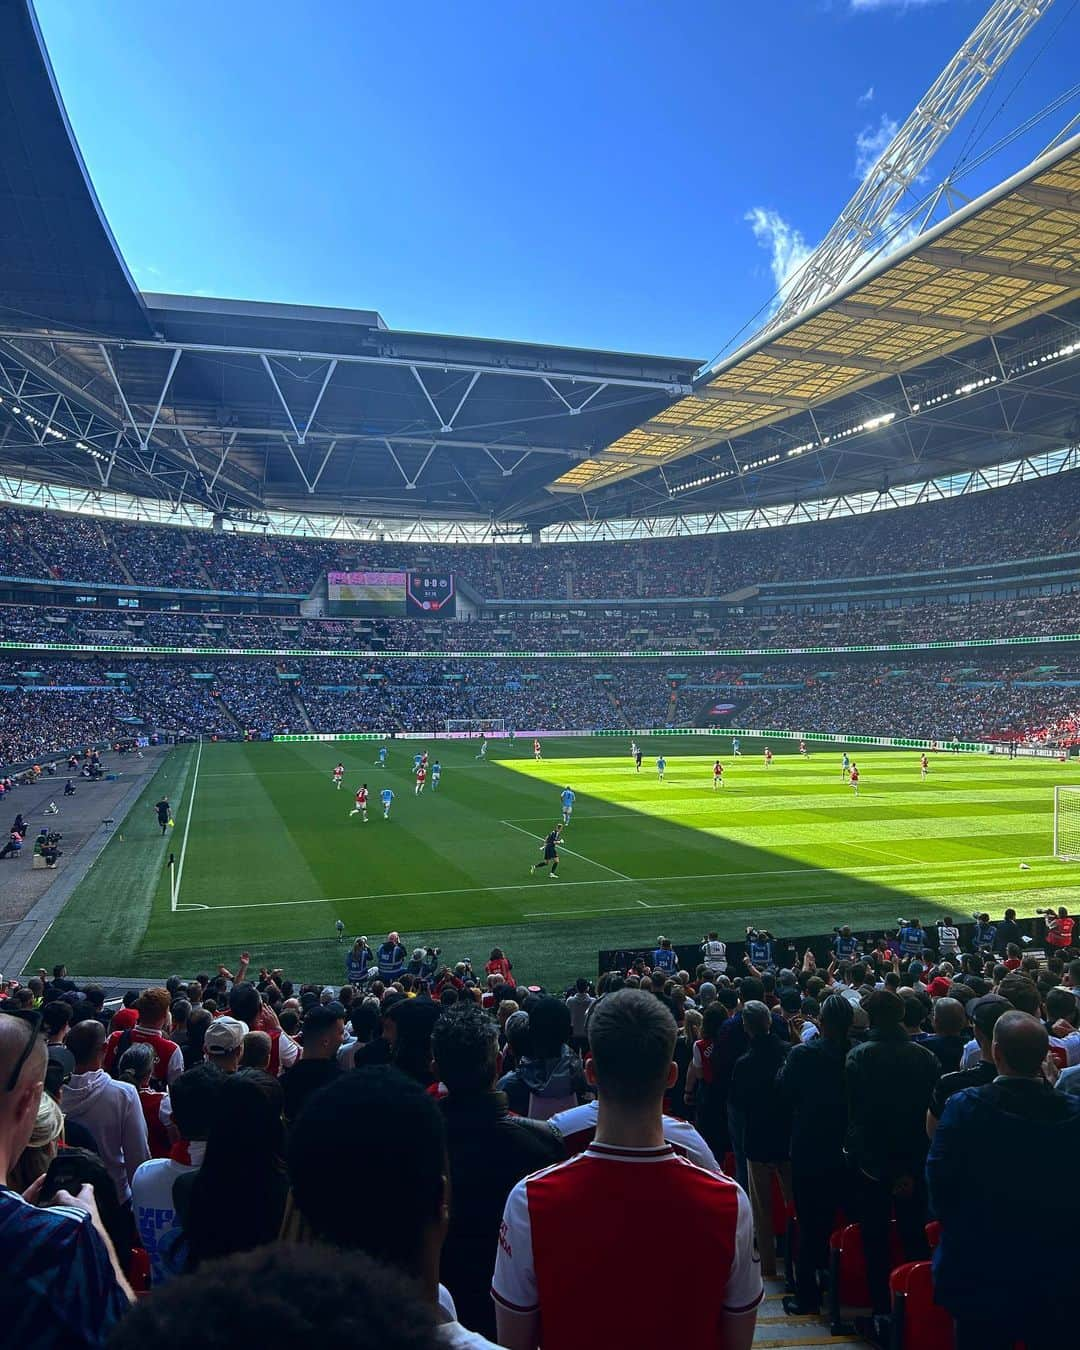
[932,998,967,1036]
[0,1016,45,1100]
[992,1011,1048,1079]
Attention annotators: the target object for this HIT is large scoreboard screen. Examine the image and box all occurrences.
[327,570,456,618]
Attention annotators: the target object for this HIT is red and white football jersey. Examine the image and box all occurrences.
[546,1101,722,1175]
[356,788,368,806]
[492,1142,761,1346]
[416,768,426,783]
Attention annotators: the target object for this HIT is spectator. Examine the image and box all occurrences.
[286,1066,503,1347]
[926,996,1010,1135]
[776,993,854,1314]
[430,1006,563,1338]
[174,1069,287,1269]
[928,1011,1080,1348]
[338,1001,380,1071]
[484,947,514,985]
[495,996,585,1119]
[10,1089,65,1192]
[239,1031,271,1070]
[565,978,595,1053]
[0,1011,132,1342]
[728,1000,792,1279]
[682,1001,730,1161]
[117,1043,169,1158]
[492,989,762,1349]
[202,1016,246,1074]
[131,1063,222,1285]
[845,990,939,1322]
[62,1020,150,1207]
[916,996,969,1073]
[281,1003,344,1123]
[107,1243,447,1350]
[103,988,182,1086]
[388,997,441,1088]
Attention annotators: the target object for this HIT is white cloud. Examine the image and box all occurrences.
[855,113,899,178]
[857,85,875,106]
[744,207,814,296]
[849,0,947,11]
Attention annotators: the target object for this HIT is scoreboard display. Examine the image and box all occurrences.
[327,570,456,617]
[405,572,456,616]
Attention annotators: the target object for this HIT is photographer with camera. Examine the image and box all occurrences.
[744,928,775,973]
[345,937,373,987]
[896,916,926,960]
[831,926,859,961]
[1045,906,1075,952]
[701,933,727,977]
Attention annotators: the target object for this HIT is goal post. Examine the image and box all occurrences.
[445,717,506,737]
[1053,785,1080,860]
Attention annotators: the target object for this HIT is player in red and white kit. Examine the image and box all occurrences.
[415,765,426,795]
[799,739,807,758]
[349,784,369,821]
[920,752,929,780]
[850,763,860,796]
[533,738,542,761]
[712,760,724,789]
[332,762,345,790]
[421,751,429,769]
[764,746,773,769]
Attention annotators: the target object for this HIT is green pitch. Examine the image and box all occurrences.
[29,737,1080,991]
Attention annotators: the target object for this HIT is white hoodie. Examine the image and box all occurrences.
[62,1068,150,1204]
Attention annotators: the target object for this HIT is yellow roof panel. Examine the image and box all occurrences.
[555,138,1080,495]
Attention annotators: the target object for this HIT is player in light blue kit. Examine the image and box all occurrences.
[732,737,741,756]
[375,744,388,768]
[381,786,394,819]
[475,735,488,761]
[656,755,666,781]
[560,786,575,824]
[431,759,442,790]
[413,752,423,772]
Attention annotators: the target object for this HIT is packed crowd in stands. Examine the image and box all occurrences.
[5,590,1080,656]
[1,908,1076,1347]
[6,652,1080,765]
[4,469,1080,601]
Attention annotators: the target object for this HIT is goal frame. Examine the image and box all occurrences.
[445,717,506,737]
[1053,784,1080,860]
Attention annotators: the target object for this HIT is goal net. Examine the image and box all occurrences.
[445,718,506,737]
[1054,785,1080,860]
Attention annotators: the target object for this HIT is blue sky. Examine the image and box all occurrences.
[34,0,1080,360]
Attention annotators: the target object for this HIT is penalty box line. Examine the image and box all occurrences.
[168,853,1053,916]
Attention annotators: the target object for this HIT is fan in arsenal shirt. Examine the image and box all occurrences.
[492,989,762,1350]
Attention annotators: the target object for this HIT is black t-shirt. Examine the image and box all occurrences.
[929,1059,996,1120]
[155,800,170,822]
[281,1058,341,1124]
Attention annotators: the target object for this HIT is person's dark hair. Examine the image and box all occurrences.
[587,989,675,1105]
[1045,987,1078,1026]
[41,1002,72,1038]
[279,1009,301,1036]
[386,998,441,1086]
[739,976,764,1003]
[349,1003,380,1042]
[105,1244,442,1350]
[901,992,928,1031]
[431,1006,498,1097]
[865,990,905,1030]
[170,998,191,1028]
[169,1063,224,1141]
[288,1068,445,1275]
[575,978,589,994]
[997,974,1041,1015]
[819,993,854,1037]
[227,981,261,1027]
[523,996,571,1059]
[65,1018,106,1068]
[439,987,458,1009]
[240,1032,272,1071]
[489,948,504,962]
[185,1008,213,1063]
[182,1070,286,1267]
[701,1003,727,1042]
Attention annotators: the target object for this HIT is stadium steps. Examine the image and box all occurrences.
[753,1282,865,1348]
[290,688,316,732]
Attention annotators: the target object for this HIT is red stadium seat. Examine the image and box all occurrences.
[828,1221,904,1332]
[925,1220,942,1250]
[889,1260,953,1350]
[128,1246,151,1294]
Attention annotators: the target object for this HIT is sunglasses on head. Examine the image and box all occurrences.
[0,1009,43,1092]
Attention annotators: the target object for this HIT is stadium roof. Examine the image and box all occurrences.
[552,129,1080,504]
[0,0,1078,529]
